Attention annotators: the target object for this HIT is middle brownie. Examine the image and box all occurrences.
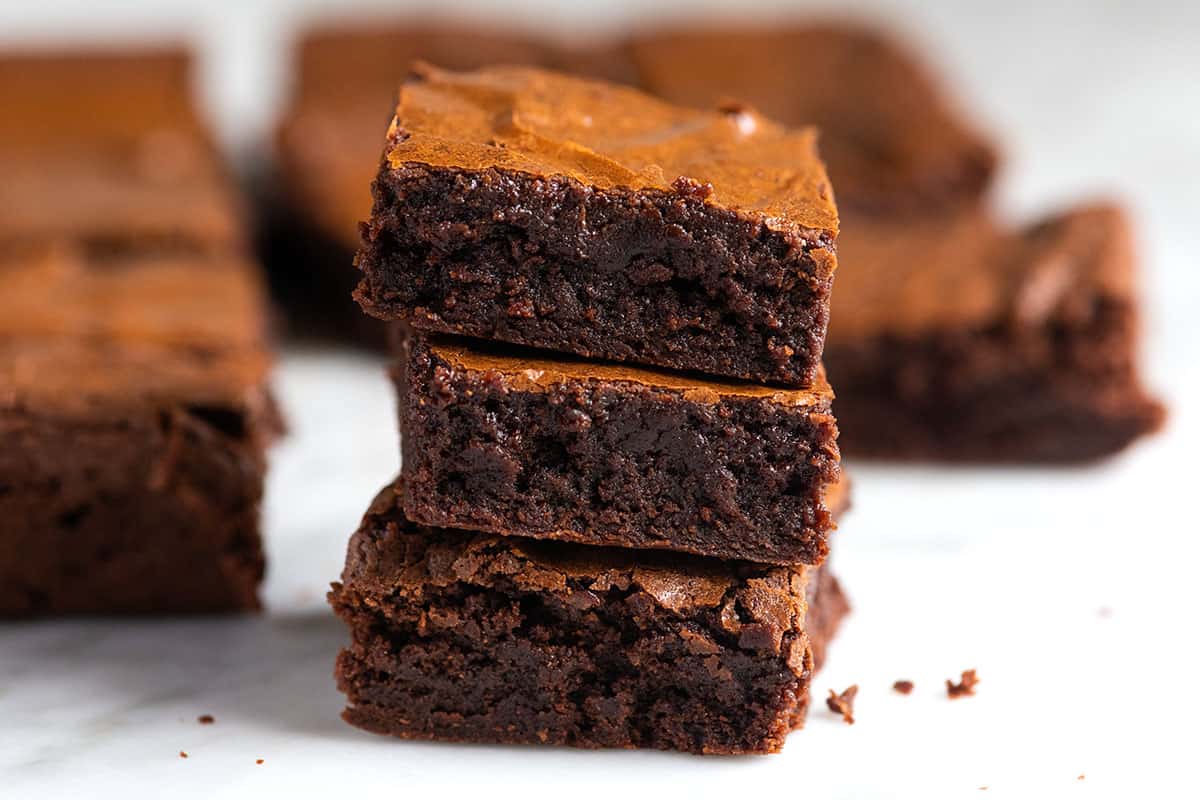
[397,333,841,565]
[356,63,839,386]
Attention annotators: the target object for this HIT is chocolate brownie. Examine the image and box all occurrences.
[329,478,850,755]
[0,48,242,254]
[630,23,997,214]
[356,64,838,385]
[0,243,275,616]
[397,332,841,565]
[825,204,1165,461]
[268,24,569,347]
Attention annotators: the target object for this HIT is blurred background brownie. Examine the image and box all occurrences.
[0,48,276,615]
[628,22,997,216]
[330,478,849,755]
[0,245,276,615]
[0,48,244,255]
[825,204,1164,461]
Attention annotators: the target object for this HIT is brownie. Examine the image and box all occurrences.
[0,48,242,254]
[356,64,839,385]
[0,244,276,615]
[329,478,850,755]
[268,24,569,347]
[825,204,1165,461]
[397,332,841,565]
[630,23,997,215]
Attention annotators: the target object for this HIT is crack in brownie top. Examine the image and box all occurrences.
[426,335,834,407]
[382,63,839,236]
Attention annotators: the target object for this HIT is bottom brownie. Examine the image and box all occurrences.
[329,479,849,755]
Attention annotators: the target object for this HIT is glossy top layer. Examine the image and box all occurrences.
[0,245,271,418]
[385,63,839,236]
[425,335,833,407]
[830,204,1133,340]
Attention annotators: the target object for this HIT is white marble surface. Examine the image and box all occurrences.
[1,1,1198,798]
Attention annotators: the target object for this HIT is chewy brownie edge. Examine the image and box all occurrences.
[329,479,850,755]
[358,164,835,385]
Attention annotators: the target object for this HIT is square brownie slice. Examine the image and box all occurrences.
[630,23,997,215]
[0,245,276,615]
[356,63,838,386]
[329,478,850,755]
[825,204,1165,461]
[397,332,841,565]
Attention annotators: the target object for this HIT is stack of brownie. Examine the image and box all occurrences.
[0,49,276,615]
[329,64,849,754]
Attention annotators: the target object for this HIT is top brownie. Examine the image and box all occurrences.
[356,64,839,386]
[630,23,997,215]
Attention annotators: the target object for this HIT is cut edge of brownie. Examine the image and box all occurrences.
[329,478,850,755]
[356,156,837,386]
[397,331,842,565]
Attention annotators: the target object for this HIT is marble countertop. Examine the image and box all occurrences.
[1,1,1198,797]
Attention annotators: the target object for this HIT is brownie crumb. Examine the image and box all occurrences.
[179,751,188,759]
[826,684,858,724]
[946,669,980,698]
[670,175,714,200]
[197,714,214,724]
[892,680,914,695]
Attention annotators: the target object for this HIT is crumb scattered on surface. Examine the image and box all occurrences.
[893,680,914,695]
[179,751,188,759]
[256,759,264,765]
[826,684,858,724]
[197,714,214,725]
[947,669,980,698]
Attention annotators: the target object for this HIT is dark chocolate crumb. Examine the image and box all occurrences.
[197,715,214,725]
[893,680,914,695]
[947,669,980,698]
[179,751,188,759]
[826,684,858,724]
